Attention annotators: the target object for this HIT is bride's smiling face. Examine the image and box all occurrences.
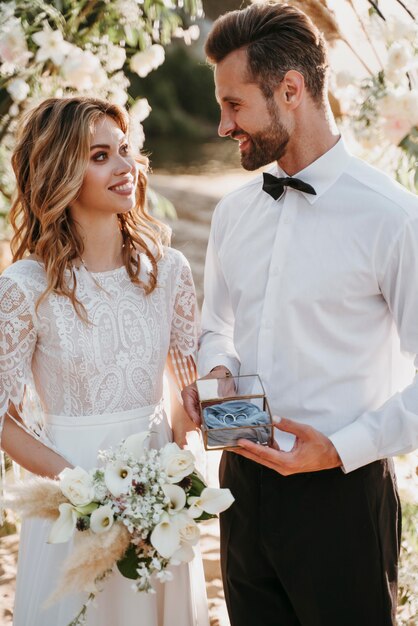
[70,115,138,221]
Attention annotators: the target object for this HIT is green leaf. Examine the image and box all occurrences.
[188,472,206,497]
[195,511,216,522]
[75,502,99,515]
[399,126,418,157]
[117,544,139,580]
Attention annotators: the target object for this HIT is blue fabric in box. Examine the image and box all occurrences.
[203,400,271,447]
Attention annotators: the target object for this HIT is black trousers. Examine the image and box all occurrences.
[219,453,401,626]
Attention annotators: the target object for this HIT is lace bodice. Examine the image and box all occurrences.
[0,248,198,421]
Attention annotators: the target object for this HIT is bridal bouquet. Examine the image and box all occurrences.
[4,432,234,625]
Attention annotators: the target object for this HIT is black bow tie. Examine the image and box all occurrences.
[262,172,316,200]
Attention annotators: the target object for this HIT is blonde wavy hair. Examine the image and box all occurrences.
[10,96,170,316]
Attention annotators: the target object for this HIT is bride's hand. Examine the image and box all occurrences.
[172,410,200,448]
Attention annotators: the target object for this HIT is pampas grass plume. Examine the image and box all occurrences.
[288,0,341,43]
[3,477,66,519]
[46,522,131,606]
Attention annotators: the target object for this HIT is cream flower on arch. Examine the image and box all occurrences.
[32,22,72,66]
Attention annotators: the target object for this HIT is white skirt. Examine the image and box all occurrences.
[13,405,209,626]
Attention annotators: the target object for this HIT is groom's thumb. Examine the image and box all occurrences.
[273,416,310,438]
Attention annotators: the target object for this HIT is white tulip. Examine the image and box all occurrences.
[90,505,114,534]
[163,484,186,514]
[104,461,133,497]
[187,487,234,518]
[59,466,96,507]
[7,78,30,103]
[123,431,149,462]
[48,503,77,544]
[150,513,181,558]
[160,442,195,483]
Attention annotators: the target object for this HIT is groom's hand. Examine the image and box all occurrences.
[182,365,234,426]
[233,418,342,475]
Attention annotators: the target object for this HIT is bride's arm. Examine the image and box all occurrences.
[1,404,72,478]
[167,253,200,448]
[165,355,198,448]
[0,275,72,478]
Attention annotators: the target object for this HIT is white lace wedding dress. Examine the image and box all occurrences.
[0,248,209,626]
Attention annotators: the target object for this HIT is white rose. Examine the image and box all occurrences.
[176,513,200,545]
[130,98,152,123]
[381,116,412,145]
[335,70,355,91]
[379,89,418,127]
[59,466,96,507]
[106,46,126,72]
[0,20,32,67]
[387,15,418,44]
[7,78,30,103]
[109,89,129,106]
[386,42,413,74]
[130,44,165,78]
[398,91,418,126]
[61,49,105,90]
[160,443,195,483]
[379,92,400,118]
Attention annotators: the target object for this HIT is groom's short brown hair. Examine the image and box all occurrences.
[205,2,329,103]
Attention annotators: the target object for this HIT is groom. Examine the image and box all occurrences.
[182,3,418,626]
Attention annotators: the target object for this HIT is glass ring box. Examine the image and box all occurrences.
[195,374,274,451]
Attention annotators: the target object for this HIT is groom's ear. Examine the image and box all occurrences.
[277,70,305,110]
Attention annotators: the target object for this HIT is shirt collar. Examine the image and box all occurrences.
[269,136,351,205]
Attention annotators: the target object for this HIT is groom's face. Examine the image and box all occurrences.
[214,48,290,171]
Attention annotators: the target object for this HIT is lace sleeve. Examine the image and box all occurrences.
[168,260,199,390]
[0,276,37,437]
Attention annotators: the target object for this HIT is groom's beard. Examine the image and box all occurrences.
[235,105,290,171]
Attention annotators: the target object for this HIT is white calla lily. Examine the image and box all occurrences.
[150,513,181,558]
[48,503,77,544]
[122,431,149,462]
[90,505,114,534]
[188,488,234,519]
[163,484,186,514]
[104,461,133,497]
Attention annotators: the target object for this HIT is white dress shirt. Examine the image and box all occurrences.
[198,137,418,473]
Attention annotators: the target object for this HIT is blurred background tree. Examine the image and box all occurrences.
[0,0,204,229]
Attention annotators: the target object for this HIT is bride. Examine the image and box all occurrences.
[0,96,209,626]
